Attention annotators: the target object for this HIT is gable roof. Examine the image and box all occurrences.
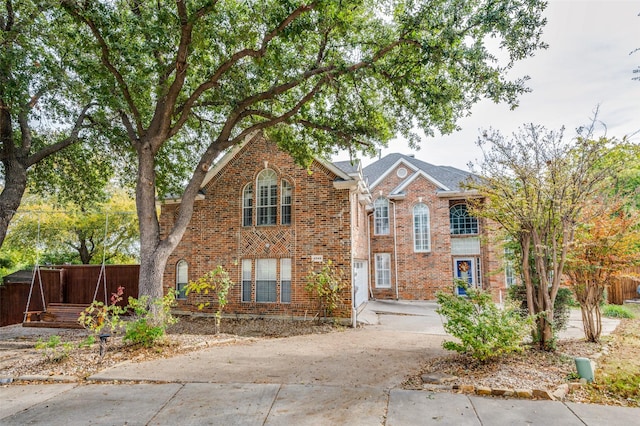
[363,153,475,193]
[159,133,366,204]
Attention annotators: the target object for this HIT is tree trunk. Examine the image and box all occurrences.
[0,103,28,248]
[135,140,189,324]
[0,161,28,249]
[574,276,604,343]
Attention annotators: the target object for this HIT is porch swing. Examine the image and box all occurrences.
[22,213,111,329]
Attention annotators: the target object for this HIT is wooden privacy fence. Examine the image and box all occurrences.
[608,266,640,305]
[0,265,139,327]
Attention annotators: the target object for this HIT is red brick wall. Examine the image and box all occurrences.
[369,165,452,300]
[368,163,507,302]
[160,134,356,318]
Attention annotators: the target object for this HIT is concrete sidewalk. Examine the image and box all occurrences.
[0,301,634,425]
[2,382,639,425]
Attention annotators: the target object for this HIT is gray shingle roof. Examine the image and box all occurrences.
[362,153,475,192]
[332,160,361,175]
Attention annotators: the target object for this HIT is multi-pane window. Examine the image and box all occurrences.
[450,204,478,235]
[504,248,516,287]
[241,259,252,302]
[413,203,430,252]
[256,259,277,302]
[375,253,391,288]
[176,260,188,299]
[242,258,291,303]
[242,184,253,227]
[257,169,278,225]
[280,258,291,303]
[281,180,292,225]
[374,197,389,235]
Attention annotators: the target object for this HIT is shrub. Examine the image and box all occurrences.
[79,286,126,335]
[507,284,573,332]
[436,282,532,362]
[123,290,177,347]
[304,260,347,323]
[602,304,635,319]
[185,266,235,334]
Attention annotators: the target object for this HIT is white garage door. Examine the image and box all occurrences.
[353,260,369,308]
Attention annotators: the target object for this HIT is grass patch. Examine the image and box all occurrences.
[602,304,636,319]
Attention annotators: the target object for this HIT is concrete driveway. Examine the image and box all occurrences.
[89,302,449,388]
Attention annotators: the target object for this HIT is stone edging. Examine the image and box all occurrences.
[422,381,581,400]
[421,372,585,401]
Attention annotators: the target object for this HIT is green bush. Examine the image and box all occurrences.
[123,318,165,347]
[436,282,532,363]
[304,260,347,322]
[123,290,177,347]
[185,265,235,334]
[507,284,574,332]
[602,304,635,319]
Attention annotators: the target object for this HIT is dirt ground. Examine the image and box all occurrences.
[0,316,447,388]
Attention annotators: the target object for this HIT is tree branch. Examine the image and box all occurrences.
[25,103,93,166]
[61,0,144,136]
[170,2,318,137]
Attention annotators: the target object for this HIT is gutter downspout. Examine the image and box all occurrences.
[350,193,357,329]
[390,200,399,300]
[367,212,373,299]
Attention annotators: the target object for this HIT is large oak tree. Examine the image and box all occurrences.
[59,0,548,316]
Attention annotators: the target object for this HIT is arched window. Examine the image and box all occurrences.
[450,203,478,235]
[257,169,278,225]
[374,197,389,235]
[176,260,188,300]
[281,180,292,225]
[413,203,430,252]
[242,184,253,227]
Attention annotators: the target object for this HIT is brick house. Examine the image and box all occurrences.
[159,133,508,323]
[363,154,504,301]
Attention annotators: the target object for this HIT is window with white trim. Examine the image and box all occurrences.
[450,203,478,235]
[176,260,188,300]
[256,259,277,302]
[257,169,278,225]
[242,258,291,303]
[413,203,430,252]
[242,184,253,227]
[504,248,516,287]
[375,253,391,288]
[281,180,292,225]
[241,259,252,302]
[280,258,291,303]
[374,197,389,235]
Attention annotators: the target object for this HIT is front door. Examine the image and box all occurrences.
[454,258,476,296]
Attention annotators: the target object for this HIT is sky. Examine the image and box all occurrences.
[334,0,640,171]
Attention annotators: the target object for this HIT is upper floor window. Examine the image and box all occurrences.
[450,203,478,235]
[242,184,253,227]
[176,260,188,300]
[281,180,292,225]
[243,169,293,227]
[413,203,430,252]
[374,197,389,235]
[257,169,278,225]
